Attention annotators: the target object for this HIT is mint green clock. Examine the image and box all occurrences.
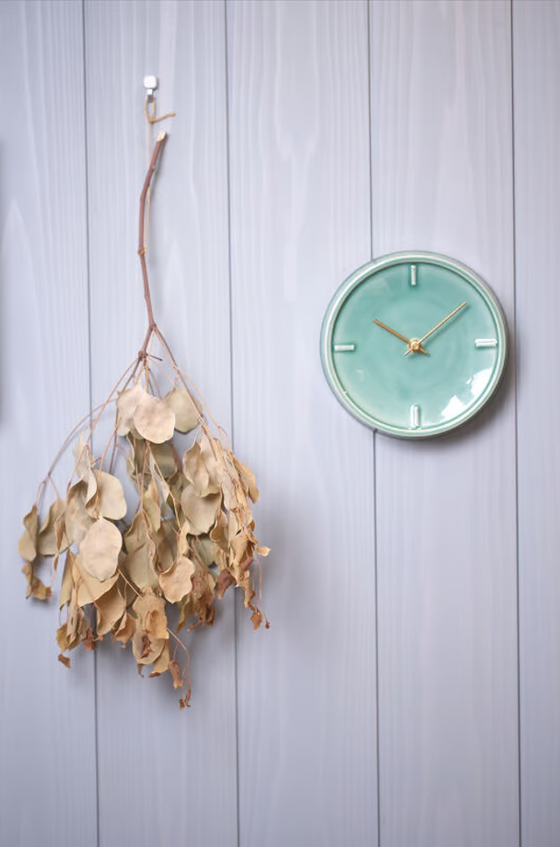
[320,252,508,438]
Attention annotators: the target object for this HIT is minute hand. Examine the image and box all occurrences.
[405,301,467,355]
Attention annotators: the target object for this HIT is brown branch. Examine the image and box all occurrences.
[138,130,168,357]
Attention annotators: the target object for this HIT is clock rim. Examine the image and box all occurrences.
[320,251,509,439]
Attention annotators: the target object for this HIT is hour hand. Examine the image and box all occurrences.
[373,319,428,354]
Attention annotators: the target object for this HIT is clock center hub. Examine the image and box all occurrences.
[409,338,421,353]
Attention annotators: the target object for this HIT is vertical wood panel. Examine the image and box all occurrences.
[84,2,237,845]
[0,2,97,845]
[228,2,378,844]
[514,3,560,845]
[370,3,518,845]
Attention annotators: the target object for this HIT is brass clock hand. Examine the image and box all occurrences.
[373,319,428,354]
[404,301,467,355]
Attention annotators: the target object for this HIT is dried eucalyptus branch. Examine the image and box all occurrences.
[18,123,268,709]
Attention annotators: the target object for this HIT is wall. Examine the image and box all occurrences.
[0,1,558,846]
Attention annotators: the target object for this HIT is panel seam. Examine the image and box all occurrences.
[510,2,523,846]
[368,2,382,846]
[80,3,99,846]
[223,3,241,847]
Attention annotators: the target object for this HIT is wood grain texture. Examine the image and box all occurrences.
[514,3,560,845]
[370,3,519,846]
[228,2,378,845]
[0,2,97,845]
[83,2,237,846]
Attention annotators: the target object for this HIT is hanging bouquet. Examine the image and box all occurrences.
[18,105,268,709]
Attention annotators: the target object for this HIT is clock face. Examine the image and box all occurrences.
[320,252,508,438]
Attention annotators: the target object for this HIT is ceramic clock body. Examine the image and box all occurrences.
[320,252,508,438]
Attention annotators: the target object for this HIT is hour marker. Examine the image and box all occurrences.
[334,343,356,352]
[475,338,498,348]
[410,265,417,286]
[410,405,420,428]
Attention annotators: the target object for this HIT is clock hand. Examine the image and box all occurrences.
[404,301,467,356]
[373,319,428,354]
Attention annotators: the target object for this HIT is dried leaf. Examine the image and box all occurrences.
[126,436,146,484]
[66,581,83,642]
[56,625,70,652]
[176,519,190,558]
[148,465,171,517]
[182,442,209,496]
[155,520,177,572]
[228,511,240,541]
[222,472,238,513]
[217,569,236,599]
[215,547,228,570]
[124,544,159,592]
[82,627,97,651]
[151,443,179,479]
[168,470,188,507]
[133,592,168,640]
[116,382,144,436]
[159,556,195,603]
[233,456,259,502]
[18,505,38,562]
[178,561,216,630]
[124,511,150,554]
[199,435,224,492]
[127,438,176,488]
[133,388,175,444]
[58,653,71,669]
[73,433,93,481]
[114,612,137,646]
[123,513,158,590]
[66,482,95,545]
[54,511,69,556]
[149,641,171,677]
[132,631,166,665]
[163,388,200,433]
[169,659,183,689]
[72,435,98,504]
[142,479,161,532]
[73,553,119,606]
[65,616,83,650]
[95,582,126,637]
[181,487,221,534]
[22,562,52,601]
[37,499,69,556]
[230,532,253,571]
[79,518,122,581]
[251,609,263,630]
[86,471,127,521]
[85,469,98,507]
[59,553,73,609]
[197,536,219,567]
[210,509,229,550]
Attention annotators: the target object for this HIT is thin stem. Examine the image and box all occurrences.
[138,130,168,355]
[117,567,141,596]
[40,129,168,502]
[35,358,138,507]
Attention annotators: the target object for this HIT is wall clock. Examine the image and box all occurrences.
[320,252,508,439]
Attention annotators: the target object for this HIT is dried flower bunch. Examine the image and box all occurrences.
[18,120,268,708]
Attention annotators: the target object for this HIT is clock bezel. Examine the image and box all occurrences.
[320,251,509,439]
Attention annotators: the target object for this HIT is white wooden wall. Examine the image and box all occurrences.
[0,2,558,846]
